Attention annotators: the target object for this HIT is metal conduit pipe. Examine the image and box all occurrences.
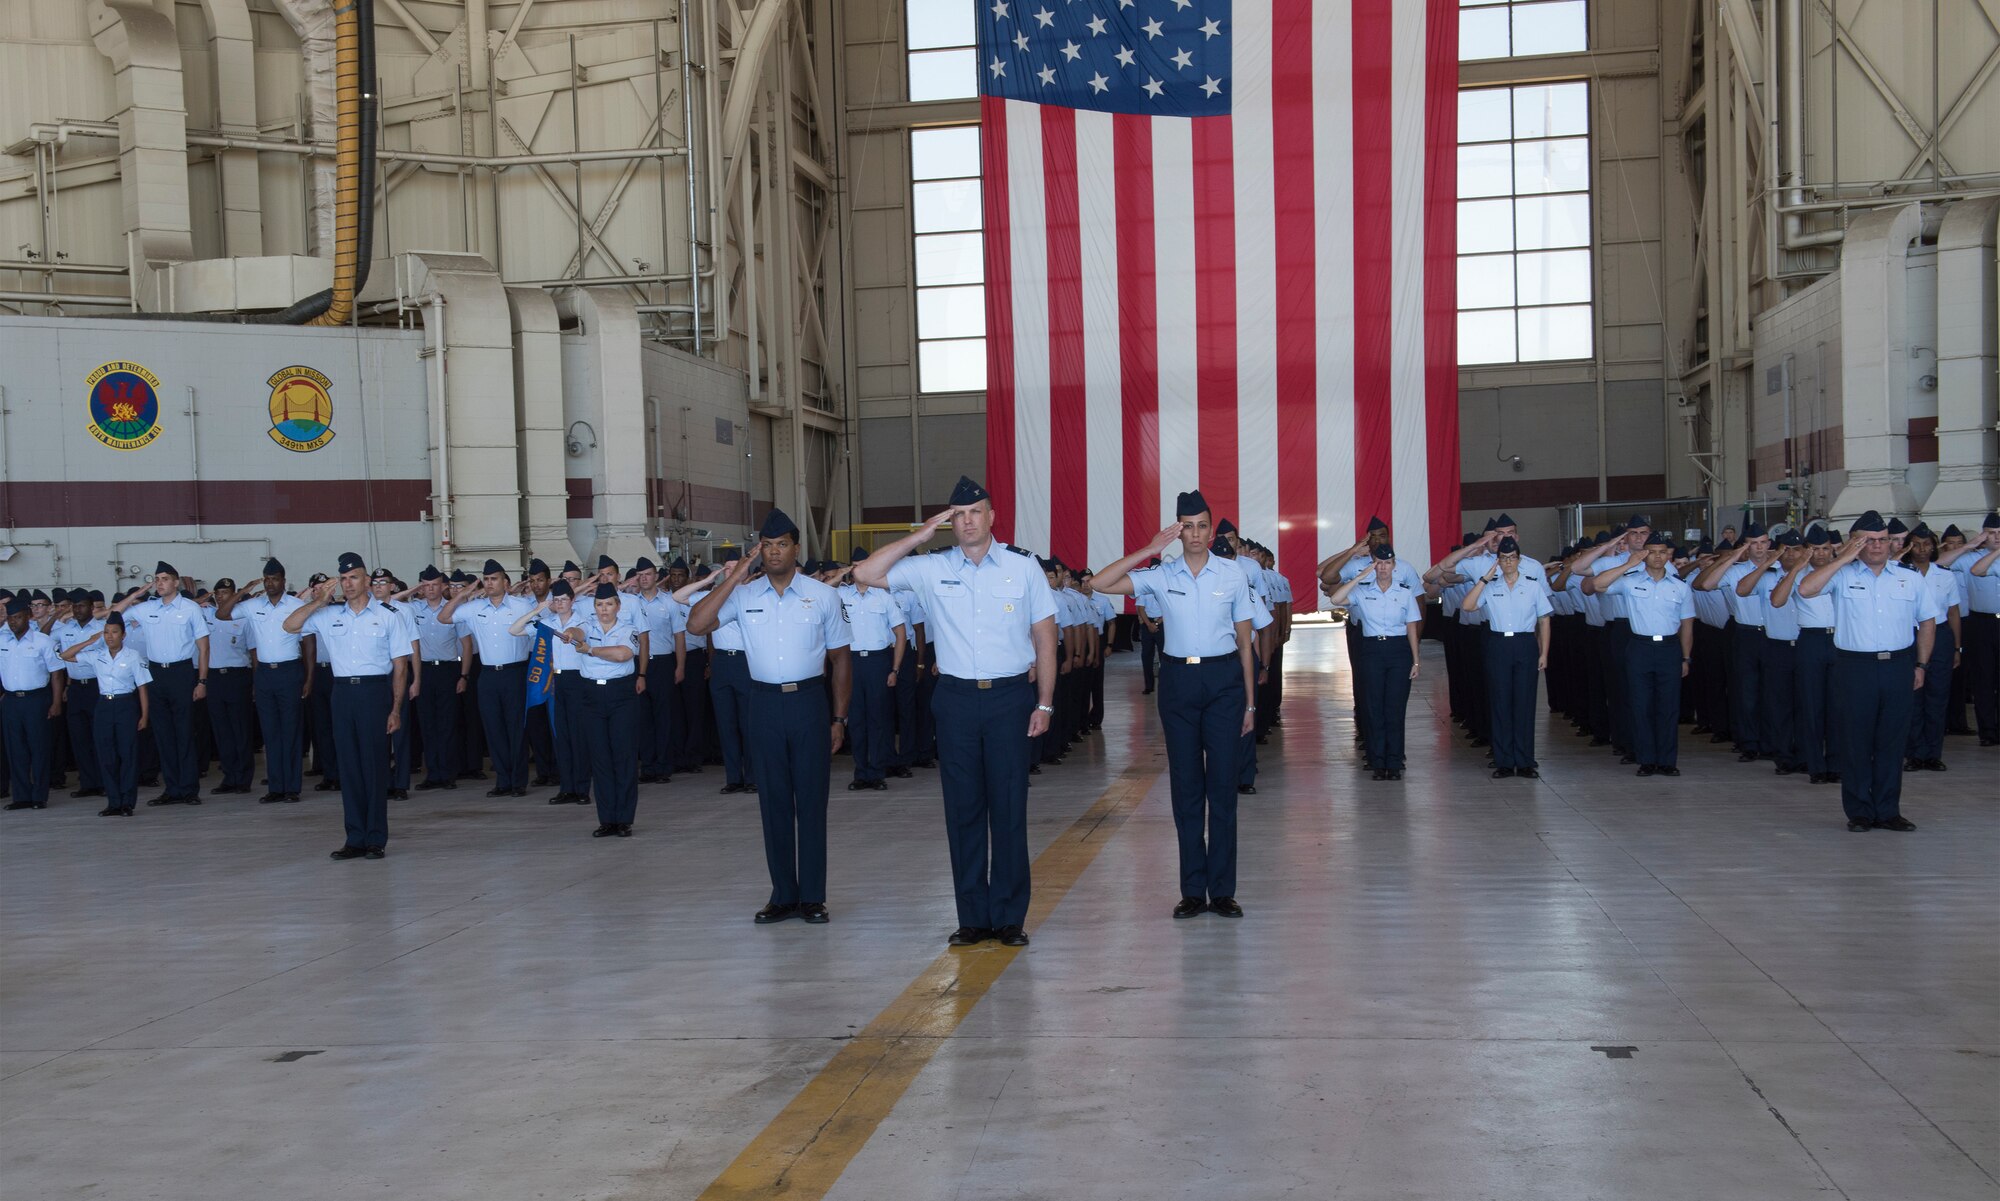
[305,0,363,325]
[0,290,134,306]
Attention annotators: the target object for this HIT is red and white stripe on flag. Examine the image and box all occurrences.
[982,0,1460,611]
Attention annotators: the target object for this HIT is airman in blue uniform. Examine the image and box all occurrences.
[442,560,537,797]
[1938,512,2000,745]
[681,550,757,794]
[1901,524,1962,772]
[399,565,464,792]
[1589,532,1696,775]
[1092,490,1259,918]
[1797,511,1944,831]
[690,509,853,925]
[111,562,210,805]
[1743,531,1809,775]
[571,582,645,837]
[1,596,66,810]
[58,612,150,816]
[1695,522,1777,759]
[838,549,906,792]
[1329,543,1430,780]
[1775,527,1840,783]
[511,581,593,808]
[52,589,106,801]
[852,476,1058,948]
[284,552,413,858]
[1460,536,1553,777]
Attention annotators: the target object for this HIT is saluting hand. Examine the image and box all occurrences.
[1149,521,1187,554]
[920,508,958,535]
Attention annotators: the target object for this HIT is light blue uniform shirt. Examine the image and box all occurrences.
[0,625,64,689]
[676,598,707,650]
[126,594,208,663]
[1910,563,1960,623]
[634,591,684,654]
[1605,567,1696,637]
[1692,580,1731,629]
[1088,591,1118,632]
[576,614,643,681]
[713,574,852,685]
[886,542,1057,680]
[454,595,535,665]
[80,645,153,697]
[1950,552,1999,614]
[235,592,307,663]
[408,597,464,661]
[894,590,929,641]
[1127,554,1257,658]
[1752,567,1802,640]
[1825,561,1944,652]
[1717,560,1766,626]
[838,584,905,653]
[1590,551,1636,620]
[708,613,746,652]
[1787,574,1836,629]
[205,606,252,668]
[1347,576,1424,637]
[1471,569,1554,634]
[302,598,413,677]
[543,610,590,671]
[54,619,102,680]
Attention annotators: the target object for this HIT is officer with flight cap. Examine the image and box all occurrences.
[402,565,463,790]
[441,559,537,796]
[851,476,1058,948]
[58,612,149,816]
[1459,536,1553,778]
[1797,512,1943,831]
[571,581,645,835]
[220,559,310,803]
[682,548,757,794]
[1743,530,1810,775]
[1938,511,2000,745]
[1328,542,1428,780]
[52,588,107,799]
[112,562,210,805]
[1092,490,1259,918]
[690,509,853,923]
[1589,532,1695,776]
[1696,521,1777,759]
[1900,523,1961,772]
[1,595,66,810]
[838,547,906,792]
[285,552,414,858]
[201,577,258,795]
[1778,526,1840,783]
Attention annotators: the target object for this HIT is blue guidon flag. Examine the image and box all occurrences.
[525,621,556,712]
[979,0,1460,609]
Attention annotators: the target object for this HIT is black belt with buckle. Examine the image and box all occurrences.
[1647,634,1668,642]
[149,660,191,670]
[210,666,244,674]
[714,648,743,656]
[1170,654,1234,665]
[7,687,50,698]
[752,677,823,693]
[943,672,1028,690]
[334,675,389,684]
[485,661,524,671]
[423,658,458,667]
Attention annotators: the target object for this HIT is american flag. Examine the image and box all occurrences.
[980,0,1460,608]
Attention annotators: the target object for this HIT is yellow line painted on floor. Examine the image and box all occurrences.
[694,763,1161,1201]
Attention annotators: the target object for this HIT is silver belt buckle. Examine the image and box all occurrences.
[594,678,608,686]
[976,679,993,690]
[1876,651,1891,660]
[1185,656,1200,665]
[781,682,800,693]
[1651,635,1665,642]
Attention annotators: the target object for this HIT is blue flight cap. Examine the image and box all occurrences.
[721,546,742,564]
[561,560,581,575]
[1210,538,1236,558]
[593,582,619,601]
[1494,513,1517,527]
[1805,527,1830,546]
[550,580,574,598]
[670,557,688,571]
[695,565,712,579]
[633,557,655,572]
[154,561,177,577]
[1370,542,1396,560]
[1482,517,1498,532]
[1461,533,1477,547]
[527,558,550,577]
[1983,510,2000,530]
[596,555,617,571]
[1909,523,1935,541]
[1496,537,1520,555]
[482,559,506,576]
[1850,511,1887,533]
[1594,531,1612,545]
[949,476,990,507]
[4,598,28,617]
[1175,490,1210,518]
[418,565,442,581]
[759,508,800,540]
[1742,522,1766,538]
[1697,539,1715,554]
[1629,513,1651,528]
[1216,518,1238,537]
[1885,517,1908,535]
[850,547,869,563]
[1367,515,1389,532]
[102,610,124,629]
[263,558,285,577]
[1643,531,1671,547]
[1775,529,1802,547]
[337,551,365,574]
[1944,524,1964,539]
[88,590,105,603]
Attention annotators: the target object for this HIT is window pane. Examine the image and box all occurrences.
[1457,142,1514,198]
[909,49,977,102]
[1513,81,1589,138]
[1515,249,1592,305]
[1460,0,1509,6]
[1459,309,1517,364]
[1515,193,1589,248]
[1512,137,1589,194]
[1511,0,1587,56]
[918,285,986,339]
[919,338,987,392]
[907,0,974,50]
[911,125,981,180]
[915,232,984,285]
[1459,7,1511,60]
[1458,255,1516,309]
[1459,88,1513,143]
[1458,198,1515,254]
[1518,304,1592,360]
[913,178,982,233]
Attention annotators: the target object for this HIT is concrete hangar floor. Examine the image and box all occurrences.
[2,626,1995,1201]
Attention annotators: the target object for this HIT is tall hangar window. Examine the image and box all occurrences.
[909,0,977,101]
[1456,81,1593,365]
[1458,0,1587,60]
[911,125,986,393]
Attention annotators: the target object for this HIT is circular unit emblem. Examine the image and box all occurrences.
[84,360,165,450]
[266,365,336,452]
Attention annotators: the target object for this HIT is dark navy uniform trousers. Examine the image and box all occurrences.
[933,673,1034,930]
[1794,628,1837,776]
[1354,635,1414,772]
[1602,619,1633,752]
[642,654,678,777]
[1835,648,1917,823]
[414,661,460,785]
[2,685,53,804]
[1729,623,1765,753]
[848,650,894,783]
[207,666,255,791]
[93,691,141,810]
[1906,624,1956,763]
[253,659,306,795]
[65,679,101,793]
[1625,635,1683,768]
[550,673,589,800]
[1759,636,1800,771]
[708,649,755,786]
[1483,630,1540,771]
[477,661,529,790]
[147,659,199,797]
[579,675,639,825]
[890,651,921,769]
[330,675,391,848]
[676,648,711,770]
[1158,656,1243,900]
[749,680,832,906]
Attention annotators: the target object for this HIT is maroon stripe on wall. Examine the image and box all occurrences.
[1908,416,1937,465]
[3,479,431,529]
[1459,474,1668,511]
[569,478,769,529]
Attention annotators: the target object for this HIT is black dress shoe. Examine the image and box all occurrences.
[1923,759,1947,772]
[1589,737,1611,747]
[755,902,798,924]
[1824,772,1840,784]
[1876,816,1917,832]
[1385,770,1403,780]
[720,783,749,795]
[362,846,386,859]
[847,780,887,791]
[995,925,1030,947]
[415,780,446,792]
[387,789,409,801]
[1619,754,1637,765]
[1774,765,1801,776]
[1173,897,1207,919]
[1517,768,1540,779]
[1847,818,1872,832]
[1636,765,1656,777]
[638,772,666,784]
[509,787,529,798]
[73,787,104,799]
[591,824,616,837]
[1255,734,1269,745]
[4,800,45,811]
[1709,733,1730,743]
[1903,757,1923,772]
[799,903,830,924]
[329,845,367,860]
[1657,766,1680,776]
[1469,737,1489,748]
[1208,897,1244,919]
[317,778,340,791]
[616,824,633,836]
[1981,737,2000,747]
[284,792,303,803]
[548,793,572,805]
[1237,784,1257,794]
[1371,769,1387,781]
[144,794,176,807]
[98,806,121,817]
[573,794,591,805]
[459,770,487,780]
[533,775,557,788]
[913,759,936,769]
[1491,767,1515,779]
[889,767,914,779]
[257,792,280,804]
[487,786,511,797]
[948,926,990,946]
